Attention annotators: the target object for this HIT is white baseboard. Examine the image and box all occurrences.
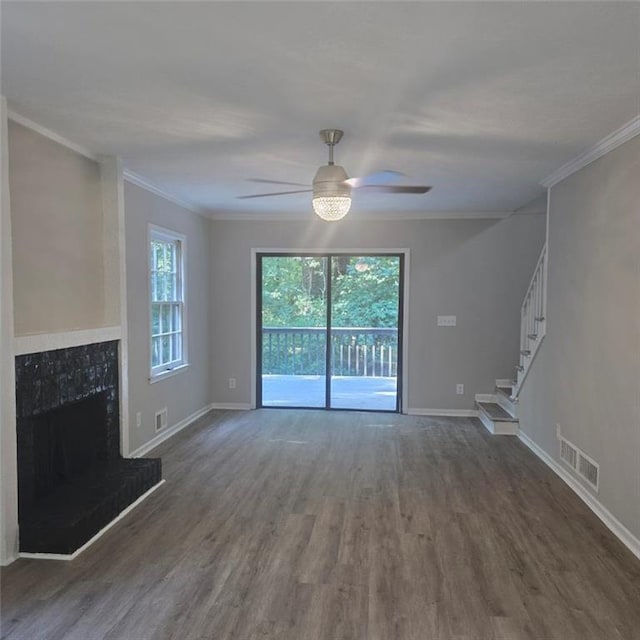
[406,408,479,417]
[495,379,514,387]
[18,480,165,562]
[1,551,19,567]
[518,430,640,562]
[209,402,252,411]
[130,403,218,458]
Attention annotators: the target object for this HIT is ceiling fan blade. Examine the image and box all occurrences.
[354,185,432,194]
[237,189,313,200]
[247,178,311,187]
[345,170,406,188]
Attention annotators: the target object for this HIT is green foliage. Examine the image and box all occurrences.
[261,256,399,328]
[261,257,327,327]
[331,256,399,327]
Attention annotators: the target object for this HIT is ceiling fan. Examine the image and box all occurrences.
[238,129,432,221]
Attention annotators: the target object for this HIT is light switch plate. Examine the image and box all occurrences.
[437,315,457,326]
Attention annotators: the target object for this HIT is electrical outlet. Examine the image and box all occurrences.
[136,412,142,428]
[228,377,236,389]
[437,315,457,326]
[456,384,464,395]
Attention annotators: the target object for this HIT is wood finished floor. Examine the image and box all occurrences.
[2,409,640,640]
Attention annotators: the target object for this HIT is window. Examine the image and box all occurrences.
[149,226,186,379]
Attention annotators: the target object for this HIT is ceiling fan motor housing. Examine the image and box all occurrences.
[312,164,351,198]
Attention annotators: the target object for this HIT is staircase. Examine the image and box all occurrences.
[475,243,547,436]
[514,244,547,396]
[475,380,519,435]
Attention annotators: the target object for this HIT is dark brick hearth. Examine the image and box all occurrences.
[16,341,161,555]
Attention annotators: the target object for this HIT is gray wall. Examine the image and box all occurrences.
[124,182,212,453]
[209,214,546,410]
[8,121,105,336]
[519,136,640,541]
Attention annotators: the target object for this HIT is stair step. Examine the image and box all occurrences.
[476,401,519,436]
[496,384,517,402]
[496,382,514,394]
[477,402,514,421]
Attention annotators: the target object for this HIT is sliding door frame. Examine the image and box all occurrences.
[252,249,409,413]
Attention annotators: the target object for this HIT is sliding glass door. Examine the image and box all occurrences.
[257,253,403,412]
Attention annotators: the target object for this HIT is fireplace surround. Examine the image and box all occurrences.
[15,340,161,555]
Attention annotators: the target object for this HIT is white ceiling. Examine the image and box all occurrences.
[2,1,639,219]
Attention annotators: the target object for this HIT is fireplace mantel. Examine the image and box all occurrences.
[14,326,121,356]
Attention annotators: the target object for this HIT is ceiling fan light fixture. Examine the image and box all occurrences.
[312,163,351,221]
[312,196,352,221]
[237,128,431,216]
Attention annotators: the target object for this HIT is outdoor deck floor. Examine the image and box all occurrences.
[261,375,397,411]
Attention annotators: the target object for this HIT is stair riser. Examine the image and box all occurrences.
[496,390,518,419]
[478,410,518,435]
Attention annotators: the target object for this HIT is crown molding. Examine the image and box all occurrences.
[541,114,640,188]
[7,109,97,161]
[207,210,512,222]
[7,108,206,217]
[122,170,206,216]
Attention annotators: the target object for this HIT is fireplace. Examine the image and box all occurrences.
[15,341,161,555]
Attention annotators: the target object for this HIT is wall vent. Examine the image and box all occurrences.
[155,408,168,432]
[578,451,600,492]
[559,437,578,470]
[558,434,599,493]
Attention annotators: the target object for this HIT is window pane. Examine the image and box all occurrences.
[171,304,181,331]
[165,244,175,273]
[151,272,157,302]
[166,274,175,300]
[162,336,170,363]
[172,333,182,361]
[156,272,164,302]
[152,336,161,368]
[152,304,161,335]
[161,305,171,332]
[155,242,164,271]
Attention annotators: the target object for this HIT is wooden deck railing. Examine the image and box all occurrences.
[261,327,398,377]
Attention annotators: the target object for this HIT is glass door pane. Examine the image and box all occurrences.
[259,256,328,408]
[329,255,401,411]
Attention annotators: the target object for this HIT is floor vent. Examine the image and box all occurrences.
[155,408,168,432]
[578,451,600,491]
[559,437,578,470]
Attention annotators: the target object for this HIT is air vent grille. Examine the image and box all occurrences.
[155,408,168,432]
[558,433,599,493]
[560,438,578,470]
[578,451,599,491]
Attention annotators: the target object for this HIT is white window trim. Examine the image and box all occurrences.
[148,224,188,382]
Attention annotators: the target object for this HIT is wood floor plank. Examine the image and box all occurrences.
[2,409,640,640]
